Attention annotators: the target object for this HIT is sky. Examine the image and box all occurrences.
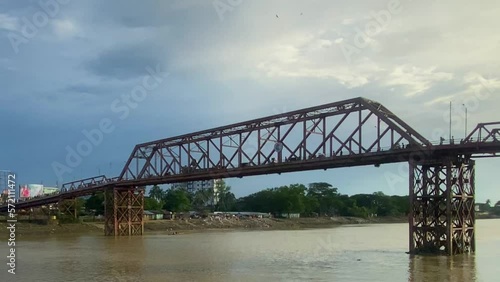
[0,0,499,203]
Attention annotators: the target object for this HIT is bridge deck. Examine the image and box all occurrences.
[2,141,499,212]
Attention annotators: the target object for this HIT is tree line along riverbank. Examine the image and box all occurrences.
[86,182,413,219]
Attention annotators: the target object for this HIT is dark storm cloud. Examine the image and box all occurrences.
[83,43,166,80]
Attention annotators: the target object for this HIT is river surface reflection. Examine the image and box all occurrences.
[1,219,499,281]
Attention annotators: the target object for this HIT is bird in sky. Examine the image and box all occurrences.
[276,14,279,18]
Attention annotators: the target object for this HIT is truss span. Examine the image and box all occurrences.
[119,97,432,182]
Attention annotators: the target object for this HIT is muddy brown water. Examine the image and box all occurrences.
[1,219,498,281]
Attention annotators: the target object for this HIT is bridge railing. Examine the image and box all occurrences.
[429,137,483,146]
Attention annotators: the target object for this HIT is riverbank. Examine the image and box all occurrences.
[144,216,409,233]
[0,216,408,237]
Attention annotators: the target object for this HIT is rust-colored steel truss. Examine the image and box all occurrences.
[58,198,78,219]
[104,186,144,236]
[465,121,500,143]
[119,97,431,182]
[61,175,114,192]
[409,157,475,255]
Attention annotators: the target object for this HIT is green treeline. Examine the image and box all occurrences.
[84,182,412,218]
[235,182,409,217]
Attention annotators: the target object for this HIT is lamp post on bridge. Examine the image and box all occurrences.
[449,101,452,142]
[462,104,468,138]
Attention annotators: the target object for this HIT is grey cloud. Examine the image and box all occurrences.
[82,0,210,28]
[62,83,112,96]
[83,43,166,80]
[0,1,34,14]
[375,28,444,59]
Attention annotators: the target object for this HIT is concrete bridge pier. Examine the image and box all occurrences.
[409,157,475,255]
[104,186,144,236]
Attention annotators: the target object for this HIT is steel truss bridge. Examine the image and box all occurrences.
[1,97,499,255]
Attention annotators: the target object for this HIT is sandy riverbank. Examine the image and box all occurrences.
[0,216,408,237]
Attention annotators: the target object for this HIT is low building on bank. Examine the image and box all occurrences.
[144,211,155,221]
[144,210,164,221]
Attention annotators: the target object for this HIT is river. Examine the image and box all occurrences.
[1,219,499,281]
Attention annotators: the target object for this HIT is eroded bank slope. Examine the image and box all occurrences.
[0,216,407,237]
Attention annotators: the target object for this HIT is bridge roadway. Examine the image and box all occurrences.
[2,136,499,212]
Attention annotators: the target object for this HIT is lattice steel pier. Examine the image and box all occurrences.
[104,186,144,236]
[58,198,78,219]
[409,157,475,255]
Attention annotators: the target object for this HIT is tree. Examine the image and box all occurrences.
[144,197,163,210]
[216,192,237,212]
[493,201,500,216]
[215,181,237,211]
[237,189,276,213]
[149,185,165,202]
[307,182,340,216]
[226,182,415,218]
[214,180,228,201]
[192,189,214,212]
[303,195,320,216]
[163,188,191,212]
[85,193,104,215]
[272,184,307,216]
[390,195,410,215]
[494,206,500,216]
